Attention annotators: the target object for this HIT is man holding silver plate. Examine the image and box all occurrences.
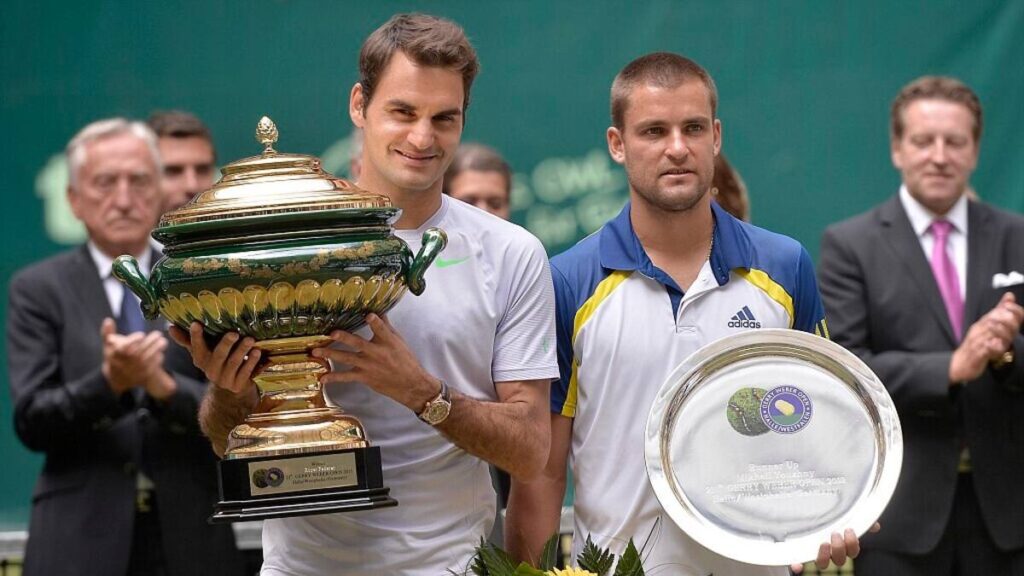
[506,53,883,574]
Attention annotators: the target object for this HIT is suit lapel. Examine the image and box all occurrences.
[70,245,115,327]
[878,197,957,344]
[964,201,993,324]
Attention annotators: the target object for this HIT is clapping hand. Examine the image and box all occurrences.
[101,318,175,399]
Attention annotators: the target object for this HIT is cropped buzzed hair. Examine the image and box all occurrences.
[443,143,512,196]
[66,118,160,188]
[890,75,983,142]
[358,13,480,114]
[611,52,718,130]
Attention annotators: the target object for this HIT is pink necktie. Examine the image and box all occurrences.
[930,220,963,340]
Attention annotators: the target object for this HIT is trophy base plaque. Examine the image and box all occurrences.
[211,446,397,523]
[207,338,399,523]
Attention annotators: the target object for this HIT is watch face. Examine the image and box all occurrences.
[424,400,450,424]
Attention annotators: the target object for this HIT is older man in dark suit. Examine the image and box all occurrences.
[819,76,1024,575]
[6,118,244,576]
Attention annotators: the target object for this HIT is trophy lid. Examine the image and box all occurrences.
[155,117,395,244]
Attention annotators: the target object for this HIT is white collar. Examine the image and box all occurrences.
[898,184,968,237]
[87,242,152,280]
[396,194,450,237]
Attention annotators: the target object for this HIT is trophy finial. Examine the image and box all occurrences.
[256,116,279,154]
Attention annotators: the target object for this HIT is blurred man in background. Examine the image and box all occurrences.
[443,142,512,220]
[147,110,216,211]
[819,76,1024,575]
[6,118,244,576]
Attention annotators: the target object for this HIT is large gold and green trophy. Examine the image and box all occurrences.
[113,117,446,522]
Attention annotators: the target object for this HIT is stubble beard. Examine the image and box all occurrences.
[630,174,710,214]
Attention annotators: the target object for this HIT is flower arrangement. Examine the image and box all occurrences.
[460,534,645,576]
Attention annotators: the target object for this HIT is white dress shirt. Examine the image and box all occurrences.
[86,242,152,321]
[899,185,968,297]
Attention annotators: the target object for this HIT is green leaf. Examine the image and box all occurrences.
[577,534,614,576]
[468,552,488,576]
[472,538,520,576]
[612,539,644,576]
[464,538,490,576]
[538,533,560,571]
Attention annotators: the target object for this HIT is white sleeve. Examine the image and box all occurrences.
[491,233,559,383]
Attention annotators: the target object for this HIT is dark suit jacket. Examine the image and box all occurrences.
[819,197,1024,555]
[6,245,244,576]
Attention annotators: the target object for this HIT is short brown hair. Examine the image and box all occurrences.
[890,76,982,141]
[359,13,479,114]
[611,52,718,130]
[443,143,512,196]
[147,110,213,143]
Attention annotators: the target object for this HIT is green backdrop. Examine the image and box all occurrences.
[2,1,1022,530]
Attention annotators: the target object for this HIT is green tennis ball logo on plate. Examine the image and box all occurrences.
[726,387,770,436]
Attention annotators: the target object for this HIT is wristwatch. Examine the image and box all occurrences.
[992,349,1015,370]
[417,380,452,425]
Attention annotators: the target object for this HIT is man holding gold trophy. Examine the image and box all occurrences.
[171,13,558,576]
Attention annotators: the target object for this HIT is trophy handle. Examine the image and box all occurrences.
[111,255,160,319]
[405,227,448,296]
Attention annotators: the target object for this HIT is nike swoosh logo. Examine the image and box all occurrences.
[435,257,470,268]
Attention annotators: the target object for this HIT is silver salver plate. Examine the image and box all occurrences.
[645,329,902,566]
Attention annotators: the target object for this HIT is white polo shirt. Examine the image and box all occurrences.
[551,201,827,575]
[261,195,559,575]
